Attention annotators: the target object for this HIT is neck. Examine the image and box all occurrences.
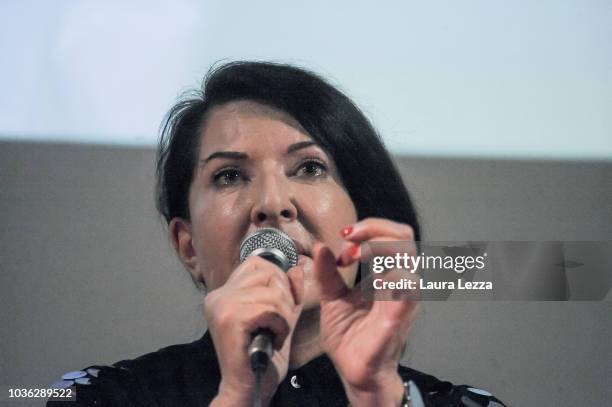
[288,308,323,369]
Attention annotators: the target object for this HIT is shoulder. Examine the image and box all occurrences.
[47,333,219,407]
[398,365,507,407]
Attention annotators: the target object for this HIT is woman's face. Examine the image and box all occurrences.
[173,101,358,310]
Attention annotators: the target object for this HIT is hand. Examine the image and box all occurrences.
[313,218,419,406]
[206,256,304,406]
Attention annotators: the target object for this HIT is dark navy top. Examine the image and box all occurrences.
[47,332,506,406]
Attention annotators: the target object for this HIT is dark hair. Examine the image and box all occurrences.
[156,61,421,241]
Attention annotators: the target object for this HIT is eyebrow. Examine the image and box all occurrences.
[202,151,247,164]
[201,140,320,165]
[287,140,318,153]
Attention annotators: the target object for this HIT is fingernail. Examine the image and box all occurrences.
[351,244,360,258]
[340,225,353,238]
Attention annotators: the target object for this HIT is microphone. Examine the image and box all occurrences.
[239,228,298,373]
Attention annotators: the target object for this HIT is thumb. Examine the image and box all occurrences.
[313,243,349,301]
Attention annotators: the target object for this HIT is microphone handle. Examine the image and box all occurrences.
[249,327,274,372]
[247,249,292,373]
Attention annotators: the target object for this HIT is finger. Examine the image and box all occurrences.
[242,261,296,309]
[335,241,361,267]
[240,286,297,319]
[229,256,291,290]
[243,308,291,351]
[286,265,305,306]
[313,243,349,301]
[341,218,415,243]
[267,272,296,308]
[226,255,271,284]
[336,237,417,268]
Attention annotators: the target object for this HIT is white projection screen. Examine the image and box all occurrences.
[1,0,610,159]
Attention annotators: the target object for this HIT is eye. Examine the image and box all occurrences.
[294,159,327,178]
[212,167,246,187]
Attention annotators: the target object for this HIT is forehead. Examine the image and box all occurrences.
[198,101,313,156]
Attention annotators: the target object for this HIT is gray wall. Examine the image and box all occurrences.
[1,141,611,406]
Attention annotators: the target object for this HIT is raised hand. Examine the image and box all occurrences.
[206,256,304,406]
[313,218,419,406]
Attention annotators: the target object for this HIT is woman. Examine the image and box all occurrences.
[48,61,505,406]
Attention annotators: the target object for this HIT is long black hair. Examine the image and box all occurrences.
[156,61,421,241]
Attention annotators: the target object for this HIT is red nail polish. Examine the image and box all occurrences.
[340,226,353,237]
[351,244,360,258]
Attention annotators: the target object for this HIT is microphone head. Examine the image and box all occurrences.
[239,228,298,272]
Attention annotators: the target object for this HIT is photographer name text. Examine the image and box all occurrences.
[373,278,492,290]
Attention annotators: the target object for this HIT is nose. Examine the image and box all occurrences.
[250,172,298,227]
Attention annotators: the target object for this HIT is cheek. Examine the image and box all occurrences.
[318,188,359,284]
[189,193,248,289]
[299,185,358,272]
[303,185,357,247]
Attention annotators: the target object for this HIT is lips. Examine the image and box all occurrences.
[291,239,312,258]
